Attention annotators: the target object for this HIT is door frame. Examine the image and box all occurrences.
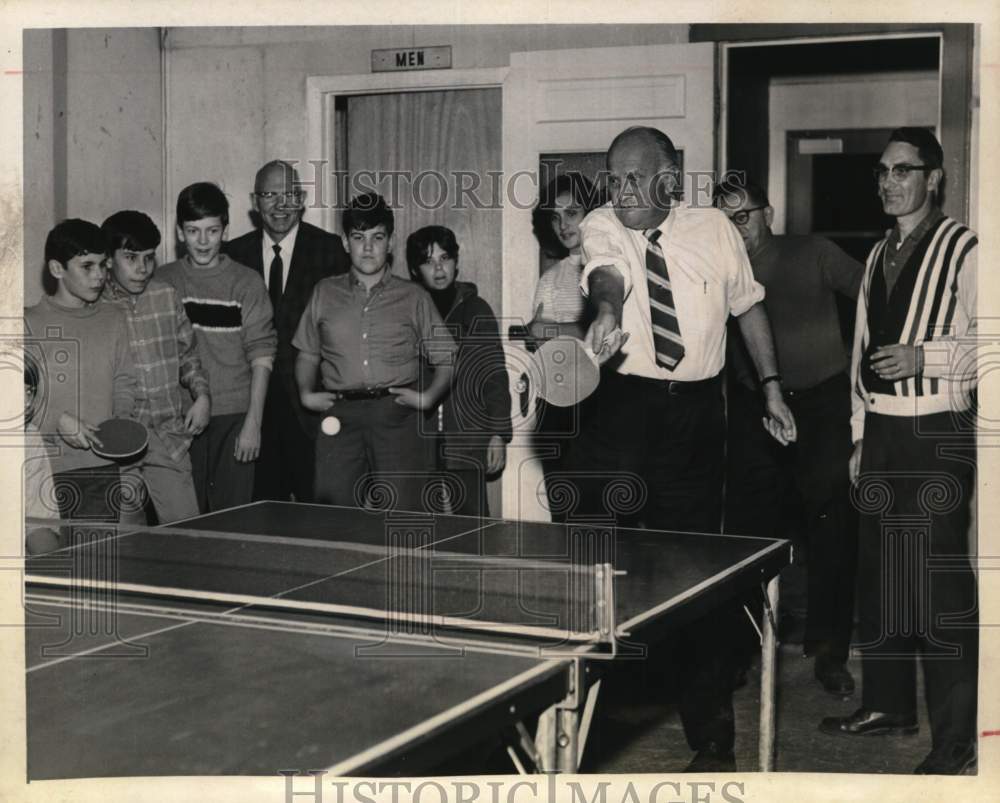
[305,67,508,235]
[717,30,981,225]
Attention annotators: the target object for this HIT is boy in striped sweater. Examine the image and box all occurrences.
[158,183,276,513]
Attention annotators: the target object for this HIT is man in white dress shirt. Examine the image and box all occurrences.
[571,126,796,771]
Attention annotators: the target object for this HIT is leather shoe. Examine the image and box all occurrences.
[819,708,918,737]
[914,742,976,774]
[814,656,855,697]
[684,742,737,773]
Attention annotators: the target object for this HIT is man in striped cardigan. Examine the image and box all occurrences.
[820,128,978,775]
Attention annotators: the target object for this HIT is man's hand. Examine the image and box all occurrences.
[57,412,102,450]
[849,440,863,486]
[301,391,338,412]
[585,306,629,365]
[761,387,797,446]
[486,434,506,475]
[389,387,432,410]
[234,416,261,463]
[185,394,211,435]
[870,344,922,381]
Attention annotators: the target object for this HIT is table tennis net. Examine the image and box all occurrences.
[25,515,622,649]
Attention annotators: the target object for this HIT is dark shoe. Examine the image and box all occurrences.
[914,742,976,774]
[819,708,918,737]
[814,656,855,697]
[684,742,737,773]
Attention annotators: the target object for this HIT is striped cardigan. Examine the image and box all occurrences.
[850,214,977,443]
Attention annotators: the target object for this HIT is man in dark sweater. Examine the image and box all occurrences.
[819,129,978,775]
[715,178,863,698]
[224,160,349,503]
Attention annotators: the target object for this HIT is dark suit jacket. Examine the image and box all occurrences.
[223,220,349,430]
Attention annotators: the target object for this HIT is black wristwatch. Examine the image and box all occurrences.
[760,374,782,387]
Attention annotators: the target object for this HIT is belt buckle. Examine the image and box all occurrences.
[667,380,683,396]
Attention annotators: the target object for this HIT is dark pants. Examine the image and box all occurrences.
[189,413,256,514]
[253,377,316,503]
[533,400,578,523]
[443,467,489,518]
[27,463,146,554]
[314,397,434,512]
[568,371,738,753]
[51,464,133,521]
[725,374,858,662]
[857,411,977,749]
[434,433,491,518]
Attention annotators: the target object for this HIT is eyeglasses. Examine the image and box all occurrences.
[727,206,767,226]
[873,164,934,182]
[254,190,305,203]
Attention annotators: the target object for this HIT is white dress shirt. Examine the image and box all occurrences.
[262,224,300,295]
[580,202,764,382]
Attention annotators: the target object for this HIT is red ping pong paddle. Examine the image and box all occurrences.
[92,418,148,460]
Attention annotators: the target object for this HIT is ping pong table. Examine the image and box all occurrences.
[24,501,790,779]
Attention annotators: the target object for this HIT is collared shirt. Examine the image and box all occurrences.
[883,206,944,297]
[580,202,764,381]
[532,253,586,323]
[293,271,457,391]
[102,278,211,462]
[262,224,300,296]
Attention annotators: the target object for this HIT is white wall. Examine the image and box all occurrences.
[23,28,164,306]
[24,25,690,293]
[767,71,938,232]
[163,24,688,253]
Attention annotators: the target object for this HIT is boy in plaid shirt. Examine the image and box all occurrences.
[101,210,211,523]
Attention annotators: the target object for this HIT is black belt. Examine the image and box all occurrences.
[783,372,848,400]
[333,387,393,401]
[621,371,722,396]
[735,371,847,400]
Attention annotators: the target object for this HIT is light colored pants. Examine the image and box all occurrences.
[123,429,199,524]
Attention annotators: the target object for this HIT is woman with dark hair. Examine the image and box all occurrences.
[528,174,601,522]
[406,225,511,518]
[528,173,600,341]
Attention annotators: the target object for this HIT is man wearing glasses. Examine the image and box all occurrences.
[819,128,979,775]
[225,160,349,503]
[713,177,863,700]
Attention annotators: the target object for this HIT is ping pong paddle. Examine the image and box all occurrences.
[92,418,148,461]
[532,337,601,407]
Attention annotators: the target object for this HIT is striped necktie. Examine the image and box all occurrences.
[645,228,685,369]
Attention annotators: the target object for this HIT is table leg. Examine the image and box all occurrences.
[758,574,780,771]
[535,706,557,772]
[556,707,579,772]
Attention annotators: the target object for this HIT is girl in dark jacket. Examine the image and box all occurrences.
[406,226,511,517]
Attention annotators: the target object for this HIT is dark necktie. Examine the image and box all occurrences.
[268,244,283,311]
[645,229,685,369]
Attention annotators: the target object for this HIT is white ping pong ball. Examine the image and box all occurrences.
[321,416,341,436]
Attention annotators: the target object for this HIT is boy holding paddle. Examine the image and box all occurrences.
[23,219,140,524]
[101,210,211,523]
